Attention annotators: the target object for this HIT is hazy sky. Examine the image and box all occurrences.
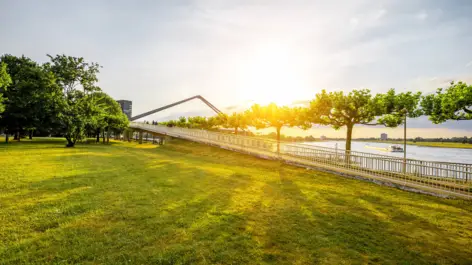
[1,0,472,137]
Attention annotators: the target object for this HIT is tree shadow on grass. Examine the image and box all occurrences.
[326,191,471,263]
[3,140,471,264]
[225,163,472,265]
[0,162,264,264]
[355,193,472,262]
[0,139,126,150]
[125,141,472,263]
[0,142,65,150]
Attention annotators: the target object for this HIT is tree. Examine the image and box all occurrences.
[61,91,127,145]
[187,116,220,130]
[372,89,422,167]
[309,89,422,154]
[57,90,89,147]
[0,55,62,142]
[421,81,472,123]
[164,120,176,127]
[88,92,128,143]
[0,62,12,114]
[249,103,310,153]
[177,116,188,128]
[0,55,38,141]
[187,116,208,129]
[308,89,382,152]
[44,54,101,93]
[223,112,250,135]
[206,115,221,130]
[375,89,423,127]
[104,108,129,143]
[46,54,102,147]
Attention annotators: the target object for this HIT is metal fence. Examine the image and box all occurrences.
[130,122,472,199]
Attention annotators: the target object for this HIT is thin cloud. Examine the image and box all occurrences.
[466,61,472,68]
[350,17,359,27]
[374,9,387,20]
[416,10,428,20]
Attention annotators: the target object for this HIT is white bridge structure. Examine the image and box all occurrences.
[130,122,472,199]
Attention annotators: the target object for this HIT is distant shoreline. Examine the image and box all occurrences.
[351,140,472,149]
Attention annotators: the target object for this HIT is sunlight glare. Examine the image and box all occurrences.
[238,42,306,106]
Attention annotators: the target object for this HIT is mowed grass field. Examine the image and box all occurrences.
[1,138,472,264]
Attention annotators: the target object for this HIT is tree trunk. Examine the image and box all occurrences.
[345,124,353,151]
[14,131,19,141]
[96,130,100,143]
[65,137,75,147]
[107,128,110,144]
[276,126,281,155]
[234,127,238,135]
[5,131,9,143]
[29,130,33,140]
[345,124,354,164]
[102,130,105,143]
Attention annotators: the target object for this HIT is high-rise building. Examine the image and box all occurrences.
[380,133,388,140]
[117,100,132,120]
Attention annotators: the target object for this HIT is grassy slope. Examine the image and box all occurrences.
[1,138,471,264]
[356,139,472,149]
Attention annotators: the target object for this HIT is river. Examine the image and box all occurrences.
[302,141,472,164]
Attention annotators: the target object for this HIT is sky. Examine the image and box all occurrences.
[1,0,472,138]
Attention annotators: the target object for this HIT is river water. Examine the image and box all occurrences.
[302,141,472,164]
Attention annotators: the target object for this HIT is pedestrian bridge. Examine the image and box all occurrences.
[128,97,472,199]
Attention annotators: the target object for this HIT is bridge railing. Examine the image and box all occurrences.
[130,122,472,199]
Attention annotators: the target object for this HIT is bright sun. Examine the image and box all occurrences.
[238,42,306,106]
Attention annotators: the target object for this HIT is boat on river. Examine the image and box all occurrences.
[388,145,404,152]
[365,145,404,153]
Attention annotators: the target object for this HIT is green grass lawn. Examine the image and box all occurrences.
[1,138,472,264]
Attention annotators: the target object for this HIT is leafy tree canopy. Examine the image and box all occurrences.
[309,89,380,126]
[0,62,12,114]
[376,89,422,127]
[421,81,472,123]
[222,112,250,135]
[309,89,381,151]
[309,89,422,151]
[44,54,101,93]
[249,103,311,152]
[0,55,62,140]
[45,54,102,146]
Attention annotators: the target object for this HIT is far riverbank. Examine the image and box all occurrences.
[354,140,472,149]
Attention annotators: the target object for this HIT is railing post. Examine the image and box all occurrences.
[403,113,407,175]
[335,143,338,164]
[467,166,469,183]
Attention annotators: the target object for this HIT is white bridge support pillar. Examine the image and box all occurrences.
[138,131,143,144]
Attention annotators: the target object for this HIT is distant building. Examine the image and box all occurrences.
[380,133,388,141]
[320,135,327,140]
[117,100,132,120]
